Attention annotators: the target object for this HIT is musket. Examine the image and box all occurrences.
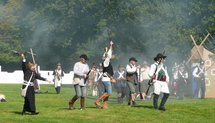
[163,51,165,55]
[13,50,22,56]
[107,29,114,49]
[146,52,164,95]
[105,72,116,84]
[28,48,36,64]
[138,67,143,99]
[84,63,95,84]
[178,71,187,83]
[55,70,61,81]
[195,63,214,81]
[146,64,160,95]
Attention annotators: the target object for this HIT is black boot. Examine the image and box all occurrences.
[159,93,169,111]
[22,108,25,115]
[57,86,61,94]
[55,87,58,94]
[31,111,39,115]
[132,101,136,105]
[153,94,159,110]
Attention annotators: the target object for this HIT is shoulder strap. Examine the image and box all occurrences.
[197,66,204,75]
[28,73,34,83]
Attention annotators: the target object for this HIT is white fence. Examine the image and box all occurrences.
[0,66,74,84]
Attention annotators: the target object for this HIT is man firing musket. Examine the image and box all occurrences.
[148,53,170,111]
[52,63,64,94]
[94,38,115,109]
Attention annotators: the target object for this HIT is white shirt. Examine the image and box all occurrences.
[141,66,150,80]
[126,63,137,74]
[73,62,89,86]
[193,67,204,78]
[103,49,112,67]
[102,49,112,81]
[126,63,143,81]
[148,62,169,82]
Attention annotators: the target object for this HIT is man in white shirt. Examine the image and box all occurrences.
[192,60,206,99]
[53,63,64,94]
[148,53,170,111]
[141,61,151,99]
[126,57,141,105]
[69,54,89,110]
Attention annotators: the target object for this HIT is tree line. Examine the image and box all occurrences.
[0,0,214,72]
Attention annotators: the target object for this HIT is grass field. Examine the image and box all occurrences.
[0,84,215,123]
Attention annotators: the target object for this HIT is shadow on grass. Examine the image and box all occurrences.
[59,107,98,110]
[13,111,22,115]
[12,111,35,115]
[35,91,57,94]
[132,105,154,109]
[59,108,73,110]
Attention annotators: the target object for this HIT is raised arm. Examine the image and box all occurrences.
[21,54,27,73]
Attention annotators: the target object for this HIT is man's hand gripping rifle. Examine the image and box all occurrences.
[55,70,61,81]
[145,63,159,95]
[84,63,95,84]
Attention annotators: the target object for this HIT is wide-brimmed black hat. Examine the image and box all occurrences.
[129,57,137,62]
[154,53,166,60]
[80,54,89,60]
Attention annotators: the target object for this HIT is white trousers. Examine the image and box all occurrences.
[54,77,62,88]
[153,80,170,95]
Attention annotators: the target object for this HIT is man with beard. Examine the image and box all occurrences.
[148,53,170,111]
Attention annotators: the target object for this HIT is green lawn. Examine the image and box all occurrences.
[0,84,215,123]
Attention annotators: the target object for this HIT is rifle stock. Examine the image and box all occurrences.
[139,83,143,99]
[105,72,116,84]
[138,67,143,99]
[84,63,95,84]
[145,62,160,95]
[145,78,153,95]
[195,63,214,81]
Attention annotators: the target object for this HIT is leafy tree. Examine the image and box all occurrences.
[0,0,24,63]
[0,0,215,71]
